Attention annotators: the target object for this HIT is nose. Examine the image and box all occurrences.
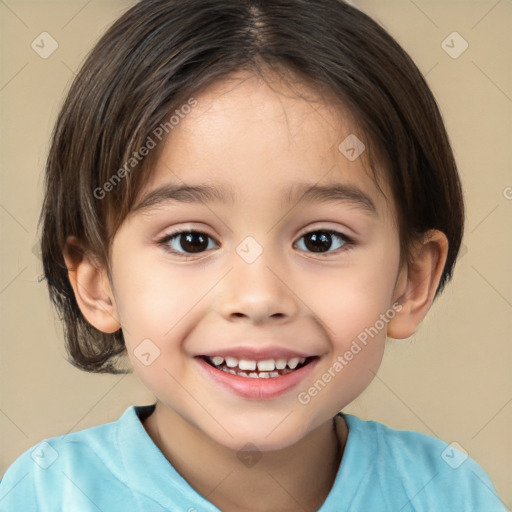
[216,251,299,325]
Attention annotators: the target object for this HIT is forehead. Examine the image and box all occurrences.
[133,71,395,223]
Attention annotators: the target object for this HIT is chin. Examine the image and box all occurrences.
[220,430,306,453]
[205,414,313,453]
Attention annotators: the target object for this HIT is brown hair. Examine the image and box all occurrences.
[39,0,465,374]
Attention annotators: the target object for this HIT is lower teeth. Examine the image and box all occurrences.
[219,367,289,378]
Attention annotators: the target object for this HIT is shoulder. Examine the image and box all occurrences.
[341,414,507,511]
[0,408,133,511]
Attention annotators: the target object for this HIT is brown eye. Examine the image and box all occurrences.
[295,230,351,254]
[159,231,218,256]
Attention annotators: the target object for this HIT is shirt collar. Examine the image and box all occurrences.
[117,404,368,511]
[117,403,221,511]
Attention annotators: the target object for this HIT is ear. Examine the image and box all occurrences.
[387,229,449,340]
[63,236,121,334]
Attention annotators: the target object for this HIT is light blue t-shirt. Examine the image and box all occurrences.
[0,404,506,511]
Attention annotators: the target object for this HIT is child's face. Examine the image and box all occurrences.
[108,72,405,450]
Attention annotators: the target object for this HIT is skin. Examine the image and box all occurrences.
[64,71,448,512]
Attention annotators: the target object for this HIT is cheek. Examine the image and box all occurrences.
[300,294,389,415]
[298,244,398,408]
[111,253,220,386]
[305,245,399,339]
[112,251,210,342]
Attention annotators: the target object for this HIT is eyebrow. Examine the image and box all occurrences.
[131,181,377,216]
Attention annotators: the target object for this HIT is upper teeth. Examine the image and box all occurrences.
[208,356,306,371]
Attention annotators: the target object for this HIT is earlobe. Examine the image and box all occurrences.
[387,230,449,340]
[63,236,121,334]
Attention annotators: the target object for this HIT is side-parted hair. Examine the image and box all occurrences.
[39,0,464,374]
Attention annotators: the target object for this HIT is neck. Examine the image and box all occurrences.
[142,403,348,512]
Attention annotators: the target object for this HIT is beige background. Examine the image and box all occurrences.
[1,0,511,507]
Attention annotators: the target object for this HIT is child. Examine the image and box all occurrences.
[0,0,506,510]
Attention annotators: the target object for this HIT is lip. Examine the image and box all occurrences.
[195,355,319,400]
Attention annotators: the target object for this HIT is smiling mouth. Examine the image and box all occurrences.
[199,355,317,378]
